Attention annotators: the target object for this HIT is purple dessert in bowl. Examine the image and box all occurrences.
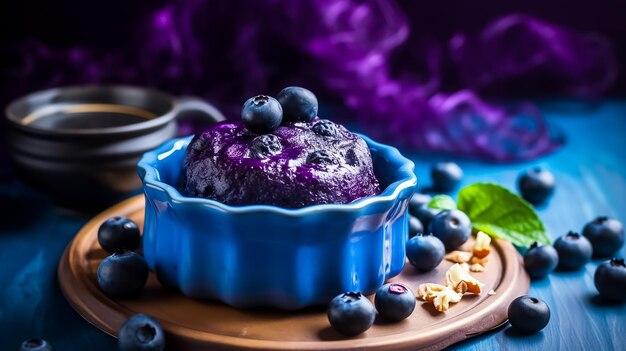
[180,119,381,208]
[139,87,417,309]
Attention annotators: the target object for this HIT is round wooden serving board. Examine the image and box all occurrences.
[58,195,530,350]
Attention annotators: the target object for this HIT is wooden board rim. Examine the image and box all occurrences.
[58,195,530,350]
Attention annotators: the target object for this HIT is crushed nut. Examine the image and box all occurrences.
[417,283,462,312]
[445,263,484,294]
[470,256,489,265]
[455,280,468,294]
[416,259,488,313]
[472,231,491,259]
[469,263,485,272]
[444,250,473,263]
[433,287,463,312]
[417,283,447,302]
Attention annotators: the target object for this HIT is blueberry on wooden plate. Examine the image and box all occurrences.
[408,216,424,238]
[523,242,559,279]
[428,209,472,251]
[508,295,550,333]
[97,251,149,297]
[98,216,141,254]
[431,162,463,192]
[594,258,626,301]
[20,339,53,351]
[408,193,432,217]
[582,216,624,258]
[118,314,165,351]
[553,231,592,270]
[241,95,283,134]
[406,233,445,272]
[374,283,416,322]
[414,203,440,230]
[277,86,318,123]
[327,292,376,336]
[517,167,555,205]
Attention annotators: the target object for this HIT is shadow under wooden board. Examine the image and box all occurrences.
[58,195,530,351]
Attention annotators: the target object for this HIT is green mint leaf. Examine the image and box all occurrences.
[427,195,457,210]
[457,183,550,247]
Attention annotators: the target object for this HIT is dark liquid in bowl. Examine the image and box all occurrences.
[23,103,155,130]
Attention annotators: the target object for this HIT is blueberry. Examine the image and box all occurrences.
[249,134,282,158]
[20,339,53,351]
[97,251,149,297]
[307,150,337,165]
[517,167,555,205]
[523,242,559,279]
[428,209,472,251]
[594,258,626,301]
[413,203,440,230]
[582,216,624,258]
[241,95,283,134]
[431,162,463,192]
[276,86,318,123]
[98,216,141,254]
[507,295,550,333]
[408,193,432,217]
[312,119,339,137]
[408,216,424,238]
[374,283,416,322]
[553,231,592,270]
[118,314,165,351]
[406,233,445,271]
[327,292,376,336]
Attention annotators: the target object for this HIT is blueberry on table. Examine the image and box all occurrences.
[98,216,141,254]
[523,242,559,279]
[507,295,550,333]
[277,86,318,123]
[414,203,440,230]
[406,233,445,272]
[408,216,424,238]
[582,216,624,258]
[431,162,463,192]
[517,167,555,205]
[428,209,472,251]
[249,134,282,158]
[241,95,283,134]
[374,283,416,322]
[327,292,376,336]
[594,258,626,301]
[20,339,53,351]
[97,251,149,297]
[118,314,165,351]
[553,231,593,270]
[408,193,432,217]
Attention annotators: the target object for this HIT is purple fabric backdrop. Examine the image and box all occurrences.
[0,0,620,162]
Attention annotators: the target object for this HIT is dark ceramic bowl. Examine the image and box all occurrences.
[4,85,224,212]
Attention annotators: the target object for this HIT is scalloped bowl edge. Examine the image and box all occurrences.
[138,134,417,309]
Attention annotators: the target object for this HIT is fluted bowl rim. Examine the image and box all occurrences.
[138,134,416,216]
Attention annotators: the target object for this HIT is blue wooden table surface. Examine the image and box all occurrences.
[1,100,625,350]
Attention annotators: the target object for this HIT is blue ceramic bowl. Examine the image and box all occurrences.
[138,135,416,309]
